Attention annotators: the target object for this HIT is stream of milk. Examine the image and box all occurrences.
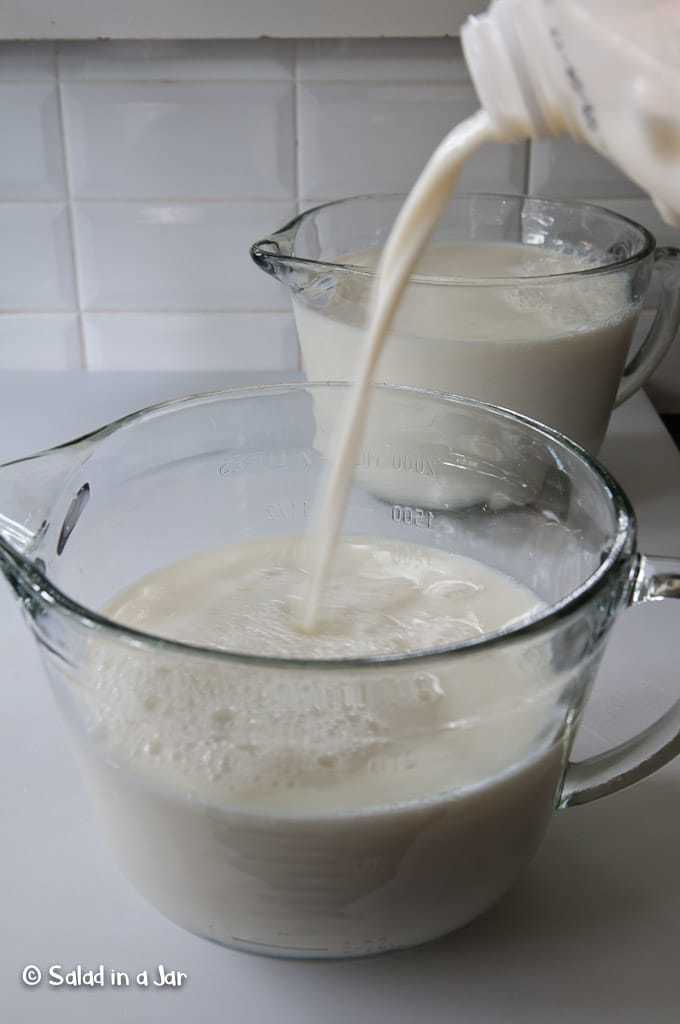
[303,111,493,628]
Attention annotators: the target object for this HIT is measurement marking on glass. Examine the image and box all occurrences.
[391,505,434,529]
[219,449,314,477]
[264,498,312,521]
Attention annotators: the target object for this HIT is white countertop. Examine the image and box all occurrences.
[1,372,680,1024]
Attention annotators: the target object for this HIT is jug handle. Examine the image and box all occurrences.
[558,554,680,808]
[615,247,680,405]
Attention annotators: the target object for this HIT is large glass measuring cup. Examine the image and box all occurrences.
[0,383,679,958]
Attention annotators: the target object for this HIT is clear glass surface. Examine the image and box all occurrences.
[0,383,677,959]
[252,194,680,452]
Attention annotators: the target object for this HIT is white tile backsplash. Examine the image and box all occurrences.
[0,37,678,412]
[0,42,56,81]
[0,204,75,311]
[529,137,644,199]
[84,312,296,370]
[297,38,468,82]
[298,81,526,199]
[74,201,294,311]
[62,81,295,199]
[0,83,65,198]
[0,314,80,368]
[57,40,294,81]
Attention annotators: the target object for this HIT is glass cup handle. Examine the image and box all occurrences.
[616,247,680,406]
[558,554,680,808]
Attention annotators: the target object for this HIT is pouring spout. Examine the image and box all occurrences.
[249,209,303,282]
[250,237,285,279]
[251,202,353,297]
[0,438,90,590]
[250,233,297,282]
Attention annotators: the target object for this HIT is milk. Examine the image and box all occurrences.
[295,240,638,452]
[304,112,493,628]
[81,536,568,956]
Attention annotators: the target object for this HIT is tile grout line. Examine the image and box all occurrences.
[292,43,303,372]
[524,140,532,195]
[0,309,291,316]
[292,44,301,212]
[0,193,655,206]
[55,55,88,370]
[24,75,473,87]
[0,197,303,205]
[54,76,295,84]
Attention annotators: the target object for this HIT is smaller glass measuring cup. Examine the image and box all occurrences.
[251,194,680,452]
[0,383,679,959]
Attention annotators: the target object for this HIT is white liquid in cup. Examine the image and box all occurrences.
[81,537,569,957]
[295,240,638,454]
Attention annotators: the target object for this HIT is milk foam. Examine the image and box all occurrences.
[85,537,547,813]
[324,240,633,340]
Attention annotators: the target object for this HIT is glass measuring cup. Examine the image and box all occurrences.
[0,382,679,959]
[251,194,680,452]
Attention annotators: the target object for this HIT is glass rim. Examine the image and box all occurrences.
[252,192,657,286]
[3,382,637,670]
